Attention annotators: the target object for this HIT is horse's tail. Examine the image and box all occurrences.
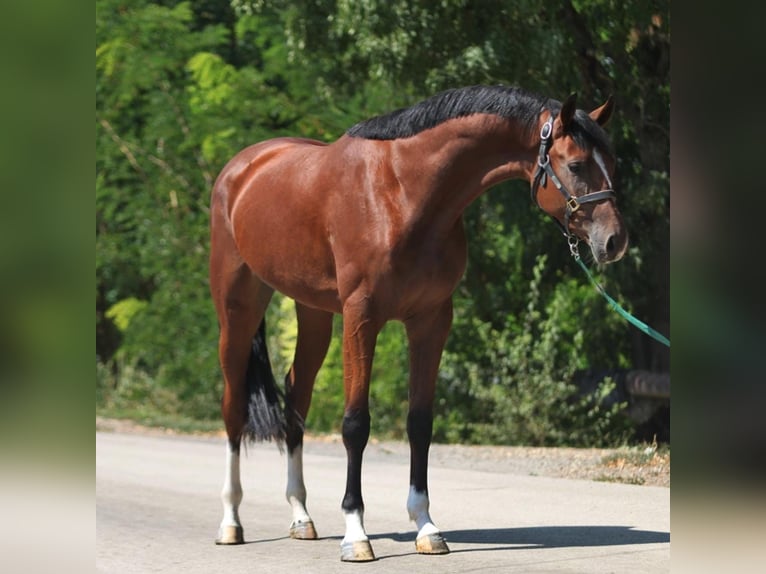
[243,319,289,448]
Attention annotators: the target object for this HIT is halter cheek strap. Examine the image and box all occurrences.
[530,115,616,237]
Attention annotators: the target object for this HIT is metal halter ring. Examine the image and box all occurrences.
[540,119,553,140]
[567,234,581,259]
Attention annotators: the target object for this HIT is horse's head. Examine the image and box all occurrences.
[532,93,628,264]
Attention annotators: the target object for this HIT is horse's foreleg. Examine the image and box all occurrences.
[285,304,333,540]
[405,300,453,555]
[339,297,379,561]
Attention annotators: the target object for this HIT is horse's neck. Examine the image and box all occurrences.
[391,114,540,236]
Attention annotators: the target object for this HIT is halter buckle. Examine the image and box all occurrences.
[566,197,580,212]
[540,119,553,140]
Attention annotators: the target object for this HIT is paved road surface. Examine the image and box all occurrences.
[97,431,669,573]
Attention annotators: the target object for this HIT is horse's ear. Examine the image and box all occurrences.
[558,93,577,132]
[590,95,614,126]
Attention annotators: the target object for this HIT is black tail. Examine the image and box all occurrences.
[243,320,289,448]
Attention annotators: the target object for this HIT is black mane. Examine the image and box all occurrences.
[347,85,549,140]
[346,84,613,155]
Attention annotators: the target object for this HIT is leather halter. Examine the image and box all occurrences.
[530,114,616,237]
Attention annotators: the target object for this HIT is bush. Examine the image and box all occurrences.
[438,255,633,447]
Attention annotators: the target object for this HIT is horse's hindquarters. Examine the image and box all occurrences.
[222,143,342,312]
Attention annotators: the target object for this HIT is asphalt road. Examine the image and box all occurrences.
[97,431,669,573]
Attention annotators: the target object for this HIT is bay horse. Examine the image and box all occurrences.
[209,85,627,561]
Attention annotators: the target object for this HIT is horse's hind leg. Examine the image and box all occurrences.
[404,300,453,555]
[210,229,274,544]
[284,303,333,540]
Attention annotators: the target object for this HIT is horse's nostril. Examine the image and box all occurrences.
[606,235,616,256]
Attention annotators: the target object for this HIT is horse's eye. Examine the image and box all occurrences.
[568,162,584,174]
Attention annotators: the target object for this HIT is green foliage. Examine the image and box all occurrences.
[97,0,669,447]
[439,255,632,446]
[105,297,148,332]
[305,316,345,431]
[306,318,409,438]
[367,322,410,438]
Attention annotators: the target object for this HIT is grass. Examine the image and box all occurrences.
[601,440,670,468]
[96,405,224,435]
[594,438,670,485]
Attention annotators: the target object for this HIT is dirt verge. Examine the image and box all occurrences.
[96,416,669,487]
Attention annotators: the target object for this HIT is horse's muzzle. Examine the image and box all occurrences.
[592,228,628,263]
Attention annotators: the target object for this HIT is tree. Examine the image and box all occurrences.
[267,0,670,443]
[97,0,669,445]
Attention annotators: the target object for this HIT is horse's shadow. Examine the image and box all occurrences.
[368,525,669,553]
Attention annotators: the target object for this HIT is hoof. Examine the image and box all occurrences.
[415,533,450,554]
[289,520,318,540]
[340,539,376,562]
[215,525,244,545]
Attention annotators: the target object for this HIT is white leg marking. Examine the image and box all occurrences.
[407,486,440,538]
[342,509,369,545]
[286,445,312,525]
[220,444,242,530]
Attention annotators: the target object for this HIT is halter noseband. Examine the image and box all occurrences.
[530,114,616,238]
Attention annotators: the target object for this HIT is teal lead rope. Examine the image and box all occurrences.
[568,237,670,348]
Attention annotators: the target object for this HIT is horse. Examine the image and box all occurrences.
[208,85,628,561]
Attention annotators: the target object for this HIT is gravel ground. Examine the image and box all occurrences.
[96,417,669,487]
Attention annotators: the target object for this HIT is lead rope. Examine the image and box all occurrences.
[568,237,670,347]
